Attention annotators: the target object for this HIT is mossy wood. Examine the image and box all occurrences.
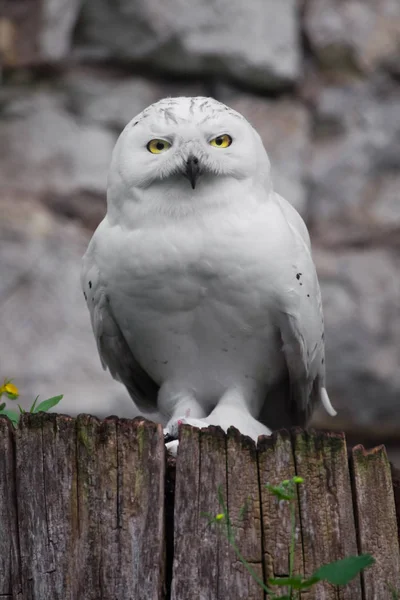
[0,414,399,599]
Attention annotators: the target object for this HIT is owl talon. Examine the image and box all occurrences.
[165,440,179,456]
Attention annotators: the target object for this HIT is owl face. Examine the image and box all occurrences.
[107,97,271,218]
[111,97,269,185]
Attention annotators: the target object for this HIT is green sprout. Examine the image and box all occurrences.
[205,476,374,599]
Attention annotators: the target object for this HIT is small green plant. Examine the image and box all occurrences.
[205,477,374,599]
[388,583,400,599]
[0,378,63,428]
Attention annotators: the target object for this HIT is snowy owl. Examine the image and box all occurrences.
[82,96,336,451]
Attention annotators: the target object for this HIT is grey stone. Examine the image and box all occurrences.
[308,76,400,243]
[77,0,300,90]
[0,0,81,66]
[304,0,400,74]
[314,247,400,431]
[40,0,82,60]
[0,86,116,225]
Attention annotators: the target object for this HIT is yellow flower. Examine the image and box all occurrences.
[215,513,225,521]
[0,379,19,400]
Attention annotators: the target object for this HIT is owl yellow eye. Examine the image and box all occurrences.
[147,139,171,154]
[209,134,232,148]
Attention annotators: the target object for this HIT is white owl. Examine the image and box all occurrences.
[82,96,336,450]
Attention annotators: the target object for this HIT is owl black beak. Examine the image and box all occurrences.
[184,155,201,189]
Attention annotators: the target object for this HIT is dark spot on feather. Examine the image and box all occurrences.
[162,360,168,365]
[322,332,325,340]
[296,273,302,280]
[307,294,310,297]
[322,358,325,364]
[133,121,138,127]
[83,292,87,300]
[89,281,92,289]
[222,348,228,352]
[300,283,303,286]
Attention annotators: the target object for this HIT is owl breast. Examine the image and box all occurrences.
[99,214,286,404]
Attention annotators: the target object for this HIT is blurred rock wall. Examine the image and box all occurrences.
[0,0,399,443]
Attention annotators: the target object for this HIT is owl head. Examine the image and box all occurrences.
[107,96,272,219]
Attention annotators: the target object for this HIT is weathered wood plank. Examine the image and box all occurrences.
[0,417,20,599]
[70,414,109,599]
[197,426,230,598]
[171,424,230,599]
[293,430,362,600]
[221,427,263,599]
[352,444,400,600]
[391,463,400,552]
[172,425,265,599]
[115,417,166,600]
[258,430,302,597]
[13,413,165,600]
[41,414,79,599]
[170,425,201,600]
[16,413,60,600]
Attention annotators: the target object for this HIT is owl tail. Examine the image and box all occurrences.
[321,387,337,416]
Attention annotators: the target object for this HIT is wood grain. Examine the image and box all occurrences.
[258,430,302,597]
[222,427,263,599]
[352,444,400,600]
[0,417,20,599]
[12,413,165,600]
[293,429,362,600]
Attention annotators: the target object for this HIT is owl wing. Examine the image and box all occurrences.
[263,194,336,428]
[81,253,159,411]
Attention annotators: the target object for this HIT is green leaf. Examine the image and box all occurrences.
[313,554,375,585]
[0,409,20,427]
[18,404,25,414]
[0,402,6,411]
[33,395,63,413]
[265,483,294,501]
[30,396,40,413]
[268,575,303,587]
[238,497,250,521]
[298,576,321,589]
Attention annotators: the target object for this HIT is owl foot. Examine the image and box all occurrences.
[164,416,211,440]
[165,440,180,456]
[164,411,272,456]
[164,416,214,456]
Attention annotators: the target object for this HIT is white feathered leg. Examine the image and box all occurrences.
[205,386,272,441]
[164,385,272,455]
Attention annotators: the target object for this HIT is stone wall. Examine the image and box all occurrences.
[1,0,399,445]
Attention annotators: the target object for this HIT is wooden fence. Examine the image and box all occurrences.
[0,413,399,599]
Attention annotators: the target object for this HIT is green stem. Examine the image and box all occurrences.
[224,514,274,595]
[289,498,296,599]
[229,538,273,594]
